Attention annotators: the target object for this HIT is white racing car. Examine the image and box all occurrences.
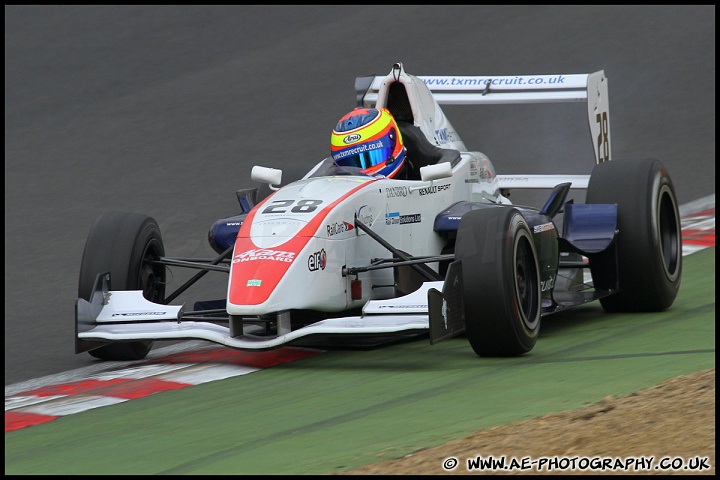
[75,62,682,361]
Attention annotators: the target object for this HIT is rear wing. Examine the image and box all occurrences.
[356,70,611,165]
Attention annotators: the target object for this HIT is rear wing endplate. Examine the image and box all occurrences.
[356,70,611,164]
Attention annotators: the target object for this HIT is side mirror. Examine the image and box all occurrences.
[251,166,283,191]
[419,162,452,182]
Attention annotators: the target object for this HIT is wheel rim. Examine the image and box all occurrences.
[657,186,681,281]
[514,234,540,330]
[138,239,165,303]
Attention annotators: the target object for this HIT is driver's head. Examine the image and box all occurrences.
[331,107,405,178]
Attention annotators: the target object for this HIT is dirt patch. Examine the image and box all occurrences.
[342,368,715,475]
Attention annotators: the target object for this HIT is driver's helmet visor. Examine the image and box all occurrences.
[333,135,396,170]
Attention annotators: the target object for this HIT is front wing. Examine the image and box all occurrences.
[76,273,442,353]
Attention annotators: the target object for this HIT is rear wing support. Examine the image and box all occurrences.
[356,68,611,164]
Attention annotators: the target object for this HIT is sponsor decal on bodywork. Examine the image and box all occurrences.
[417,183,450,196]
[435,127,459,144]
[534,222,555,234]
[541,275,556,292]
[386,186,408,198]
[385,212,422,226]
[308,249,327,271]
[253,218,306,226]
[233,249,296,263]
[357,205,374,225]
[472,157,494,180]
[326,221,354,237]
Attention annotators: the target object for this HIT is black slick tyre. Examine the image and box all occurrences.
[455,207,541,356]
[586,158,682,312]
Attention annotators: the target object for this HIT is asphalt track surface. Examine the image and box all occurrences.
[4,7,715,388]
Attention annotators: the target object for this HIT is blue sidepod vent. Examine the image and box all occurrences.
[208,214,246,254]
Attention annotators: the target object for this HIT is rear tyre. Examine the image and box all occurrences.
[586,158,682,312]
[456,207,541,356]
[78,212,166,360]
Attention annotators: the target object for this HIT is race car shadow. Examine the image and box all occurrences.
[537,302,610,337]
[290,303,612,362]
[291,332,429,351]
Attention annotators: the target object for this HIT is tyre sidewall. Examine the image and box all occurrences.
[457,207,541,356]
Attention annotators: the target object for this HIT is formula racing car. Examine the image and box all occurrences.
[75,62,682,361]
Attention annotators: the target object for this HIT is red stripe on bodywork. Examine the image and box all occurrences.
[228,180,377,306]
[5,411,58,432]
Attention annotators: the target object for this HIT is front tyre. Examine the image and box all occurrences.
[586,158,682,312]
[78,212,166,360]
[456,207,541,357]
